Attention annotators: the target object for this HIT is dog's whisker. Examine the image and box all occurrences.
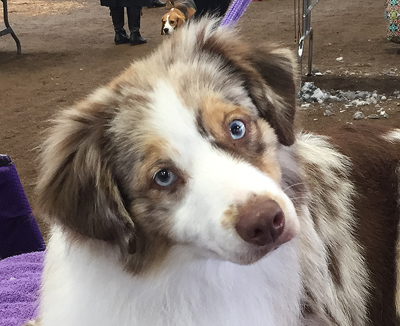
[287,196,308,201]
[282,182,305,192]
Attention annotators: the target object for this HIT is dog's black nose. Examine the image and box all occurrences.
[163,28,169,34]
[235,199,285,247]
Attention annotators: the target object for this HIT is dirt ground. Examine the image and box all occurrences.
[1,0,399,236]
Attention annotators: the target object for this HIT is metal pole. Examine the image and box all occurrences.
[307,28,313,76]
[1,0,21,54]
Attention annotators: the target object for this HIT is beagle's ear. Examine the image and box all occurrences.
[36,97,137,253]
[187,7,196,19]
[161,15,167,35]
[176,16,185,28]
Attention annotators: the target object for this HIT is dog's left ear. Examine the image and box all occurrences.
[187,7,196,19]
[245,46,298,146]
[35,97,137,254]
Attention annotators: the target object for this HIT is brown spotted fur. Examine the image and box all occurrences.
[34,18,400,326]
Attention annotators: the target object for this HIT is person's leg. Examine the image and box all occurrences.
[147,0,166,8]
[194,0,231,18]
[110,7,130,44]
[214,0,231,17]
[127,6,147,45]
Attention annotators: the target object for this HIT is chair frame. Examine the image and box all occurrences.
[0,0,21,55]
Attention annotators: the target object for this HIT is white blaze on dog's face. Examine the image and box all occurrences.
[36,19,302,273]
[140,81,300,264]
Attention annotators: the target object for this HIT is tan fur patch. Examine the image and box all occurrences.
[133,139,171,191]
[254,121,282,184]
[201,95,241,140]
[123,234,173,276]
[221,204,239,229]
[221,193,290,231]
[200,96,282,184]
[23,319,41,326]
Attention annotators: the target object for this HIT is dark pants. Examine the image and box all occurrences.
[193,0,231,18]
[110,6,142,32]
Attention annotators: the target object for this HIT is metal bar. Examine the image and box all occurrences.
[1,0,22,55]
[298,0,322,79]
[0,27,11,37]
[306,0,322,13]
[302,0,309,36]
[2,0,11,29]
[307,27,313,76]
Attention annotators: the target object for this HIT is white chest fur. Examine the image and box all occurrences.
[39,227,302,326]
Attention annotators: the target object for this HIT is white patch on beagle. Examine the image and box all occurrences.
[163,15,173,35]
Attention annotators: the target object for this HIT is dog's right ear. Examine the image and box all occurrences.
[202,29,298,146]
[161,15,167,35]
[36,95,137,253]
[245,46,298,146]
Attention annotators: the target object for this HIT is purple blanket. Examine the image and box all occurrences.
[0,251,44,326]
[0,155,46,259]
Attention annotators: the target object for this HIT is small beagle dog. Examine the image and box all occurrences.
[161,0,197,35]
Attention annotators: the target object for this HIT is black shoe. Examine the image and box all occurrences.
[114,29,130,45]
[147,0,166,8]
[130,31,147,46]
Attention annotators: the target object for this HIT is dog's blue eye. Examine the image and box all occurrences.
[154,169,177,187]
[229,120,245,140]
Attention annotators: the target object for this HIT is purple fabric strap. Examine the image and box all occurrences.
[0,155,45,259]
[220,0,252,26]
